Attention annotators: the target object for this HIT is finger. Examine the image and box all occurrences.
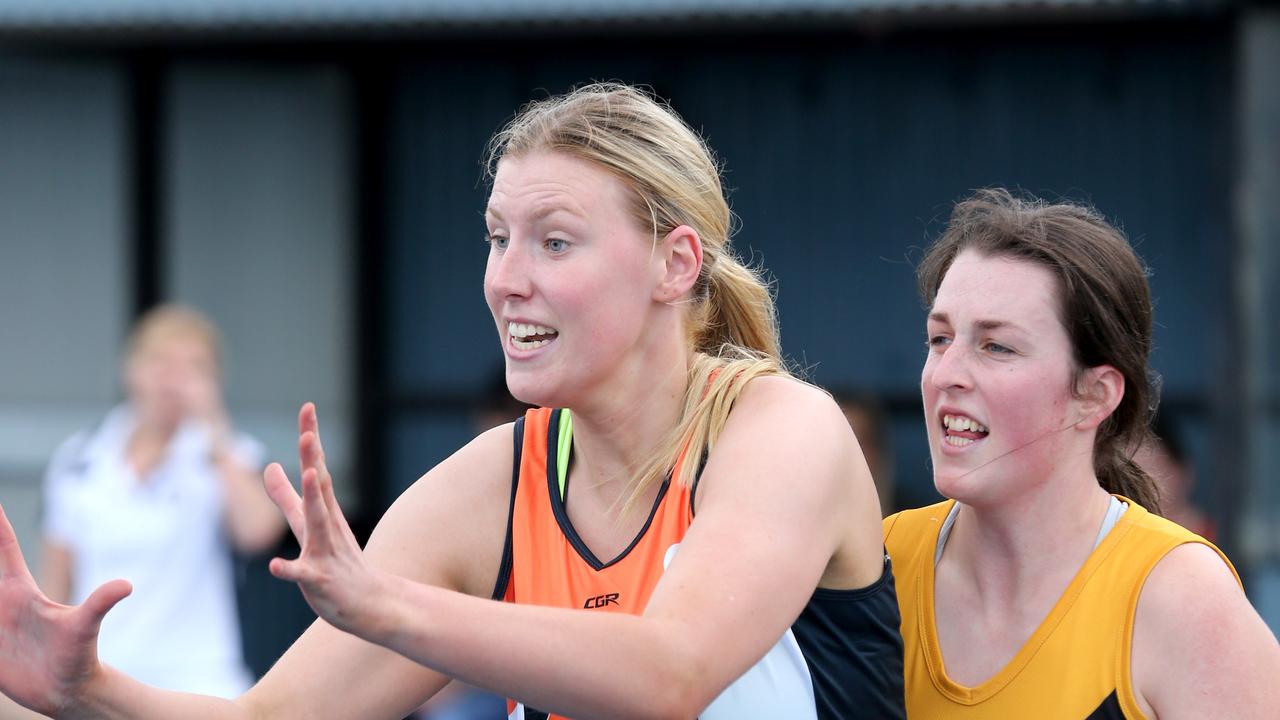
[300,468,333,553]
[298,402,317,437]
[314,464,358,547]
[300,430,331,482]
[268,556,313,584]
[264,463,305,540]
[0,504,34,582]
[78,579,132,633]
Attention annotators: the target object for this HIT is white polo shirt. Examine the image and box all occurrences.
[43,405,260,698]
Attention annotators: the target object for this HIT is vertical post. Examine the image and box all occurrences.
[128,53,165,318]
[1237,8,1280,633]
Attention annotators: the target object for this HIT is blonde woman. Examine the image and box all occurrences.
[0,84,902,719]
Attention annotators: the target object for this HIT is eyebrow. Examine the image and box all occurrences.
[927,312,1026,333]
[485,202,586,223]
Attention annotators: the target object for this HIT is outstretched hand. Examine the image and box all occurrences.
[0,505,131,716]
[264,403,388,639]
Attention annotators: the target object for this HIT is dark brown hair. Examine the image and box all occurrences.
[917,188,1162,512]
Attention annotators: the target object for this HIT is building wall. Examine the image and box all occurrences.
[382,23,1235,519]
[0,59,130,568]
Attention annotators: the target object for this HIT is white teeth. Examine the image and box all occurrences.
[943,414,988,434]
[507,322,559,341]
[945,435,975,447]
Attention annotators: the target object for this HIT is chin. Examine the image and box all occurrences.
[503,375,558,410]
[932,466,992,506]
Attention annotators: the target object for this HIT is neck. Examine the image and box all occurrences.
[943,464,1114,600]
[126,415,179,478]
[567,339,691,501]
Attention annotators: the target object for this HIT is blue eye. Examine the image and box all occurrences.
[488,234,509,251]
[984,342,1013,354]
[546,237,568,253]
[927,335,951,350]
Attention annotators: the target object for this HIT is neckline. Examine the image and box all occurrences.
[921,498,1144,703]
[544,408,671,572]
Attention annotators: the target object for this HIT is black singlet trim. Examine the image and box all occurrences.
[685,448,710,517]
[489,416,524,601]
[545,408,671,572]
[1084,691,1126,720]
[810,552,895,600]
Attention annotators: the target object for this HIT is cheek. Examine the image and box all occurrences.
[995,370,1074,441]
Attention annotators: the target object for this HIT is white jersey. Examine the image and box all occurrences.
[43,405,260,698]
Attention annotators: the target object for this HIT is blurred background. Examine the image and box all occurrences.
[1,0,1277,689]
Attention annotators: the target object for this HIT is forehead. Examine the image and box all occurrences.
[133,329,217,362]
[933,250,1062,328]
[487,151,632,220]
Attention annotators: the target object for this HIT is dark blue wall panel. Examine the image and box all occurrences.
[382,25,1231,505]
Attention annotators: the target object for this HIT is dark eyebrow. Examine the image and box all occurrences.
[974,319,1024,333]
[928,312,1026,334]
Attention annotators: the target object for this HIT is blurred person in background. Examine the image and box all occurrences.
[837,392,898,515]
[884,189,1280,718]
[1134,411,1215,542]
[0,82,902,719]
[37,304,285,698]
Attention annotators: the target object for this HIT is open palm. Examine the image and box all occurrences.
[264,403,385,638]
[0,506,131,716]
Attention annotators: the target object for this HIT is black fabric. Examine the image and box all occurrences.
[489,416,524,601]
[1084,691,1127,720]
[790,556,906,720]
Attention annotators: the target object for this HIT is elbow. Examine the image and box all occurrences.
[626,684,709,720]
[629,646,719,720]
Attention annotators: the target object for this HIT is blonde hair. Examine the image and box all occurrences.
[488,83,786,509]
[125,303,223,373]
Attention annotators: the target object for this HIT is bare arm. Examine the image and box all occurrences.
[273,379,880,719]
[1131,542,1280,719]
[213,437,286,555]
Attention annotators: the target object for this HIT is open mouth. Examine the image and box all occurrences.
[508,321,559,351]
[942,413,989,447]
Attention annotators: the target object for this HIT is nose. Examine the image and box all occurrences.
[485,239,533,301]
[927,342,973,393]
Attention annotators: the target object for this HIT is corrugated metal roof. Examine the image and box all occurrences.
[0,0,1224,31]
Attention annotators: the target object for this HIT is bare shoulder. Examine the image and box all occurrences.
[735,374,842,413]
[725,375,852,444]
[705,375,883,588]
[1137,543,1245,637]
[362,422,516,598]
[1132,542,1280,719]
[711,376,852,484]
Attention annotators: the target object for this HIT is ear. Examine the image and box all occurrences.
[1075,365,1125,431]
[652,224,703,303]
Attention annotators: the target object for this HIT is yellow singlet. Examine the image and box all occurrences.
[883,497,1238,719]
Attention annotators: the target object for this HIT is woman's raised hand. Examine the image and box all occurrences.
[0,505,132,716]
[263,403,389,639]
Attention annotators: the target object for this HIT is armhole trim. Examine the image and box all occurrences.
[490,416,524,601]
[686,449,710,517]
